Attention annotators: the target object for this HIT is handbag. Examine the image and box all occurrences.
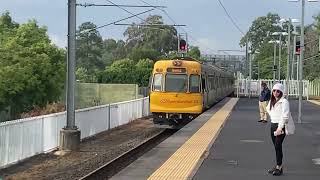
[285,113,295,135]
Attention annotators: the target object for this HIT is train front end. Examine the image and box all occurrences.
[149,59,202,127]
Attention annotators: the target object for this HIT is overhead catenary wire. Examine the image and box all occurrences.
[104,0,171,32]
[106,0,147,22]
[76,3,166,8]
[138,0,220,54]
[216,0,245,36]
[78,8,154,35]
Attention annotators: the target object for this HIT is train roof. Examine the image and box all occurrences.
[155,56,233,77]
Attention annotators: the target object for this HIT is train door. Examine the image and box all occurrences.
[201,74,208,109]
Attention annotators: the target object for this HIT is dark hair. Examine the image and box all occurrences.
[270,90,283,110]
[261,82,267,87]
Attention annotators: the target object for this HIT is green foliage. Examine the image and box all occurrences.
[188,46,201,59]
[129,46,160,61]
[135,59,154,87]
[0,15,65,118]
[304,13,320,80]
[98,59,136,84]
[124,15,178,57]
[240,13,281,53]
[101,39,127,66]
[76,22,104,73]
[76,67,98,83]
[98,58,153,87]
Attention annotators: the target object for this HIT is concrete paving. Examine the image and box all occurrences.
[111,98,230,180]
[194,98,320,180]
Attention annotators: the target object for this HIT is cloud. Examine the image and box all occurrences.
[49,34,66,48]
[192,38,218,54]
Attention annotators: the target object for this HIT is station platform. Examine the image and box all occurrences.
[111,98,320,180]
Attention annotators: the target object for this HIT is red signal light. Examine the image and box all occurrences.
[179,39,187,51]
[296,41,301,55]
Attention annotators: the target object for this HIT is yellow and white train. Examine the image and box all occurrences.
[149,57,234,128]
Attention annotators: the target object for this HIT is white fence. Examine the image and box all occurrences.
[235,79,320,98]
[0,97,150,168]
[235,79,312,98]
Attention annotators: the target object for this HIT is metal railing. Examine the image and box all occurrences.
[235,79,311,99]
[0,97,149,168]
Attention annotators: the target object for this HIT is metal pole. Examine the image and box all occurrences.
[59,0,80,152]
[279,34,282,80]
[245,38,249,77]
[292,26,297,80]
[273,42,277,83]
[296,55,299,83]
[66,0,77,129]
[249,52,252,98]
[258,60,260,80]
[286,19,291,97]
[298,0,305,124]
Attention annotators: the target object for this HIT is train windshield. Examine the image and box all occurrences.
[189,75,200,93]
[153,74,162,91]
[165,74,187,92]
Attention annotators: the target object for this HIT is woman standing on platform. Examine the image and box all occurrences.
[266,83,290,176]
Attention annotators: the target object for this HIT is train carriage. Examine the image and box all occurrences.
[149,57,234,128]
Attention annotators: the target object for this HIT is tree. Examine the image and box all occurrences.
[135,59,154,86]
[240,13,282,53]
[0,11,18,44]
[124,15,178,58]
[0,17,65,118]
[101,39,127,66]
[76,22,104,73]
[98,59,136,84]
[188,46,201,59]
[129,46,160,62]
[303,14,320,80]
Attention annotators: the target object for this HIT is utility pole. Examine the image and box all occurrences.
[286,19,291,97]
[245,38,249,77]
[60,0,80,151]
[298,0,305,124]
[278,34,282,80]
[249,52,252,98]
[273,42,277,82]
[292,26,297,80]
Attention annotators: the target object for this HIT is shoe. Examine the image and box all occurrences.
[258,120,263,122]
[262,120,268,123]
[268,167,277,174]
[272,168,283,176]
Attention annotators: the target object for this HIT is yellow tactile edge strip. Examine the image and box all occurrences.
[148,98,239,180]
[308,100,320,106]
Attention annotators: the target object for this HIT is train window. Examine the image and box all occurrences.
[153,74,162,91]
[201,76,206,92]
[165,74,187,92]
[189,75,200,93]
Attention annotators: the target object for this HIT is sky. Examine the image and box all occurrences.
[1,0,319,55]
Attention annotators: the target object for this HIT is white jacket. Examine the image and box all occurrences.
[266,97,290,129]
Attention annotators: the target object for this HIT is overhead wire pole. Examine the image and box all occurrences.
[60,0,80,152]
[286,19,291,97]
[298,0,305,124]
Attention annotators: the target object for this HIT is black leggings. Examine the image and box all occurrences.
[271,123,286,166]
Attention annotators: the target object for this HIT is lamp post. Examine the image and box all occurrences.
[280,18,295,97]
[290,19,300,80]
[272,32,288,80]
[268,40,280,83]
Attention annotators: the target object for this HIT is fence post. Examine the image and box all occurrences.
[108,104,111,130]
[142,98,144,117]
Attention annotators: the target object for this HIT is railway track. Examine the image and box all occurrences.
[79,129,177,180]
